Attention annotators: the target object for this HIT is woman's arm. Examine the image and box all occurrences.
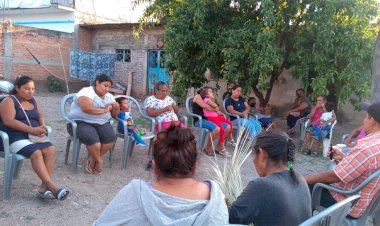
[344,126,363,146]
[110,102,120,118]
[226,105,244,117]
[0,97,44,135]
[77,96,110,115]
[205,99,220,112]
[308,106,316,120]
[193,95,215,111]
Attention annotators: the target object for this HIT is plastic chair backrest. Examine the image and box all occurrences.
[60,93,76,122]
[299,195,360,226]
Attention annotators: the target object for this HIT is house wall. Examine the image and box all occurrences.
[92,27,164,98]
[0,24,92,84]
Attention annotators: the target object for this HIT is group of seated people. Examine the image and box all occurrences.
[0,75,379,226]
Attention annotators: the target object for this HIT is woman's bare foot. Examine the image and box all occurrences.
[94,159,103,176]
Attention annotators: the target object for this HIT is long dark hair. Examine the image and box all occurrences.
[153,125,198,178]
[10,75,33,95]
[253,130,298,184]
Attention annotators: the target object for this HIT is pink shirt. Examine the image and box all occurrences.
[203,98,219,117]
[312,108,323,125]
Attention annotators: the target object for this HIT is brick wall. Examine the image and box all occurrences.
[0,25,74,82]
[78,27,93,52]
[93,27,164,98]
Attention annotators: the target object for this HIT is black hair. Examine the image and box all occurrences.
[325,102,335,112]
[253,130,298,184]
[116,97,128,109]
[296,88,304,93]
[154,81,168,91]
[231,84,242,91]
[199,87,212,99]
[95,74,113,85]
[154,124,198,178]
[10,75,33,95]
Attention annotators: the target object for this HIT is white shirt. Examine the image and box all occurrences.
[320,111,333,125]
[144,95,178,123]
[68,86,115,125]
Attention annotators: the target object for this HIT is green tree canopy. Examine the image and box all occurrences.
[135,0,379,106]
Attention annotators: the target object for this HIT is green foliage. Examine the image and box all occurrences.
[135,0,379,107]
[47,75,65,93]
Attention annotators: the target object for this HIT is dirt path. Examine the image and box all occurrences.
[0,92,361,226]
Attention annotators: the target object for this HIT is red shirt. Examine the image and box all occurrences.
[332,131,380,218]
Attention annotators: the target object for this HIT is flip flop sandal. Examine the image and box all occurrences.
[302,149,311,155]
[202,149,215,156]
[37,189,54,199]
[85,160,94,174]
[215,149,228,156]
[227,139,236,147]
[54,188,69,200]
[310,151,318,157]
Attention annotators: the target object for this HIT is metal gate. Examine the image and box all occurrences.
[147,50,169,95]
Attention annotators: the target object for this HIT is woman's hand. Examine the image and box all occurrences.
[31,126,47,136]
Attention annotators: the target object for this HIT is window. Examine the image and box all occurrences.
[116,49,131,62]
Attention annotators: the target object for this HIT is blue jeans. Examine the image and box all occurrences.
[313,124,331,140]
[232,118,262,138]
[194,119,228,132]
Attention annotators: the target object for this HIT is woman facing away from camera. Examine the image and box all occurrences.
[0,75,69,200]
[93,125,229,226]
[229,130,311,226]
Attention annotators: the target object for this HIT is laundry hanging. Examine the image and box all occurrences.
[70,49,116,81]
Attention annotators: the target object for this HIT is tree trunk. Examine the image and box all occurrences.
[372,30,380,103]
[251,70,279,107]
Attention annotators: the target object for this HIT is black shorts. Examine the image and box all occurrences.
[67,121,116,145]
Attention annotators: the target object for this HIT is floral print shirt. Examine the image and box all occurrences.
[144,95,178,123]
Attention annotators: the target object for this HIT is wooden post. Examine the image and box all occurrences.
[126,71,132,96]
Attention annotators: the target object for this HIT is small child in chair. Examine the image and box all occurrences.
[116,97,148,147]
[200,87,234,148]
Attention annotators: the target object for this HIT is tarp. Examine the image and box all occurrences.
[0,0,51,9]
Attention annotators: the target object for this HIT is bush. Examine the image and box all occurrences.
[47,75,65,92]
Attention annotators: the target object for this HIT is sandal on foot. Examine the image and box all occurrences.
[227,139,236,147]
[310,151,318,157]
[215,149,228,156]
[37,189,53,199]
[202,149,215,156]
[54,188,69,200]
[85,160,94,174]
[302,149,311,155]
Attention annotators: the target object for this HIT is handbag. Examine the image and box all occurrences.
[12,95,49,143]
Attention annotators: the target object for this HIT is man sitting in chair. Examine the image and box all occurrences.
[305,102,380,219]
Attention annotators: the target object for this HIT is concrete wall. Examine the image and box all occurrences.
[92,27,164,98]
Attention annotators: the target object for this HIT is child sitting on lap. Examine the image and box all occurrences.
[116,97,148,147]
[200,87,233,146]
[314,102,335,140]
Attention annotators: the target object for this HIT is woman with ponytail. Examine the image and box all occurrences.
[94,125,228,226]
[229,130,311,226]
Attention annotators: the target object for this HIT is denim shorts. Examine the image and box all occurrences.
[194,119,228,132]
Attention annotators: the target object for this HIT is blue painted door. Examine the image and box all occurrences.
[147,50,169,95]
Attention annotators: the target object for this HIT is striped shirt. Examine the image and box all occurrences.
[332,131,380,218]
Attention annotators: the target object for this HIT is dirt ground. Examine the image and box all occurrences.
[0,91,363,226]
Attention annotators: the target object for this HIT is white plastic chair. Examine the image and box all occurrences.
[113,95,155,168]
[185,96,209,151]
[299,195,360,226]
[1,94,53,201]
[300,119,337,157]
[223,98,241,137]
[60,93,114,173]
[311,169,380,226]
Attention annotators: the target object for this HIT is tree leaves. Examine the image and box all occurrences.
[136,0,379,106]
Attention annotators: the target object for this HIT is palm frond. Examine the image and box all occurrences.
[208,120,254,206]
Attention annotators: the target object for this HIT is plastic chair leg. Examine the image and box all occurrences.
[72,140,81,174]
[3,156,17,201]
[13,160,24,179]
[122,138,130,169]
[148,138,154,155]
[64,139,71,164]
